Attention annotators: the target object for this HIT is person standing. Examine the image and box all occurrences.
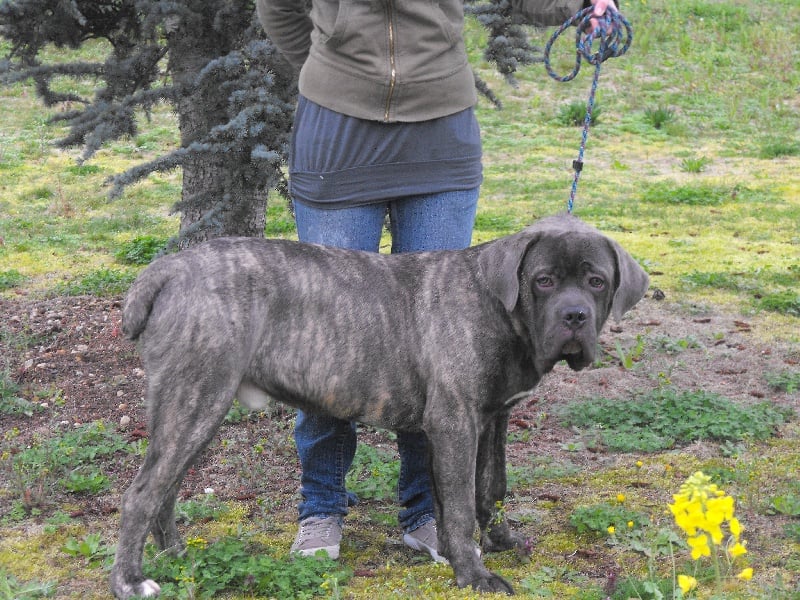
[257,0,616,561]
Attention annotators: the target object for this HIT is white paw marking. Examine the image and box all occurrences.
[139,580,161,597]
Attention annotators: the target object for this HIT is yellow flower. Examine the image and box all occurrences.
[636,460,644,468]
[607,526,616,535]
[186,536,208,550]
[687,534,711,560]
[729,516,742,539]
[627,521,634,529]
[677,574,698,594]
[729,541,748,558]
[736,567,753,580]
[616,493,626,503]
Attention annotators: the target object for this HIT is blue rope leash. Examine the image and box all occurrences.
[543,6,632,213]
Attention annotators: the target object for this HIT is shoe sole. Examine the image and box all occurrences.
[291,545,340,560]
[402,533,448,563]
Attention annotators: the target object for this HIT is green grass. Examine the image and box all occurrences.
[346,443,400,502]
[3,421,136,515]
[1,1,799,597]
[559,388,792,452]
[143,535,350,599]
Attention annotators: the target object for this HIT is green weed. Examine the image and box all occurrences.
[643,105,675,130]
[0,371,41,417]
[758,139,800,159]
[0,269,26,290]
[784,523,800,542]
[651,334,703,354]
[641,182,739,206]
[264,199,296,236]
[345,444,399,501]
[519,566,590,596]
[62,467,111,494]
[115,235,168,265]
[175,494,231,525]
[54,268,136,296]
[144,535,350,599]
[569,503,649,536]
[682,1,748,31]
[507,457,580,491]
[608,577,676,600]
[614,335,646,369]
[474,211,521,233]
[557,100,602,127]
[65,164,102,176]
[756,290,800,317]
[0,568,54,599]
[62,532,114,568]
[681,271,743,291]
[768,493,800,517]
[559,388,792,452]
[681,269,800,315]
[679,155,711,173]
[2,421,134,510]
[765,370,800,394]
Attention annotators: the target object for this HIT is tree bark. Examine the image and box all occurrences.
[167,12,268,247]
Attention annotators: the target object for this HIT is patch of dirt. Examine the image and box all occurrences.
[0,293,798,595]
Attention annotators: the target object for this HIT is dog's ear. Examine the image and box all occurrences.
[608,238,649,321]
[478,230,541,312]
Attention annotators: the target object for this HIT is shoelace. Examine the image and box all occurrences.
[297,518,337,543]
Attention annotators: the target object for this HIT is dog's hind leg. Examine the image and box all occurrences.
[475,413,526,554]
[151,487,181,552]
[111,370,240,599]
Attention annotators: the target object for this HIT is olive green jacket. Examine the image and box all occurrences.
[257,0,588,122]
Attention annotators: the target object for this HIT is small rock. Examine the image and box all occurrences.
[119,415,132,430]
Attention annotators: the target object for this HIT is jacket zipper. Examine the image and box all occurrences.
[384,0,396,121]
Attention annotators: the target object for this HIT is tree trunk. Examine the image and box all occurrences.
[167,13,268,248]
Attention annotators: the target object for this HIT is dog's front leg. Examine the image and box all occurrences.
[476,413,527,554]
[425,412,514,595]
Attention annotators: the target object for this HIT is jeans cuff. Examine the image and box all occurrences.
[404,513,435,534]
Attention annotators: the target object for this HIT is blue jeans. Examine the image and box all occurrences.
[293,188,479,532]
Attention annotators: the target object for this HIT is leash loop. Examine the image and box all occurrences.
[543,6,632,213]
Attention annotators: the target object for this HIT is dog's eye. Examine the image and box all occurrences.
[535,276,554,288]
[589,276,605,289]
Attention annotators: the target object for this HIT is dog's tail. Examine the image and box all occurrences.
[122,258,177,341]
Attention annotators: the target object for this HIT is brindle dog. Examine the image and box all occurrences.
[111,214,648,598]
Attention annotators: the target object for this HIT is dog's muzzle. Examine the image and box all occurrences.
[556,304,595,370]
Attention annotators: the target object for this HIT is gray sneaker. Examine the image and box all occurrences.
[290,516,342,559]
[402,520,447,563]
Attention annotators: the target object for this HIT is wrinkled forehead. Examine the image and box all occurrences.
[522,233,615,275]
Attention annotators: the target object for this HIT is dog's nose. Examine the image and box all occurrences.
[561,306,588,331]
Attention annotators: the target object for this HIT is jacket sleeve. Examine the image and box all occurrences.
[256,0,313,70]
[510,0,591,26]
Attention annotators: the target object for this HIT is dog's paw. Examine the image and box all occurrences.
[469,572,515,595]
[112,579,161,599]
[138,580,162,597]
[482,522,528,555]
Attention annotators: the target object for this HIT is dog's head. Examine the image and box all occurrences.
[479,214,649,375]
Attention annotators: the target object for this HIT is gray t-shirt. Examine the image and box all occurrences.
[289,95,482,208]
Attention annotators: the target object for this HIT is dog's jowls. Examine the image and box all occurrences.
[110,214,649,598]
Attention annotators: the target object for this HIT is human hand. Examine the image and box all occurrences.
[589,0,618,31]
